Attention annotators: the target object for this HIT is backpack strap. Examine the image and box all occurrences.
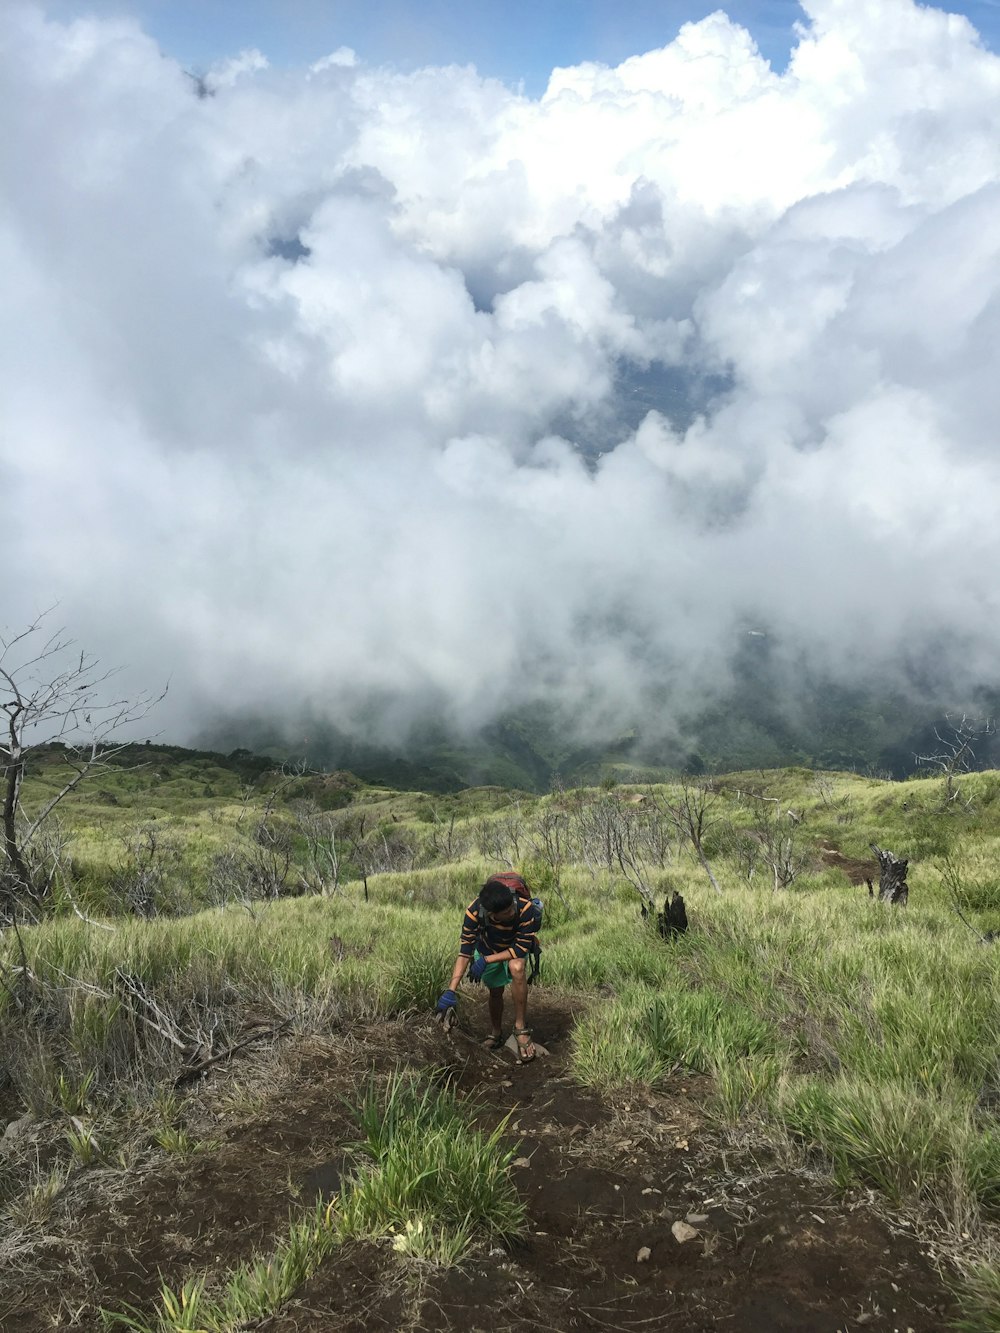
[527,937,542,985]
[474,897,494,958]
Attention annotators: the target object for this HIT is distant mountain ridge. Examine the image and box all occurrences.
[194,674,1000,794]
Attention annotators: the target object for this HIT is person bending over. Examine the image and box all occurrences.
[436,877,539,1062]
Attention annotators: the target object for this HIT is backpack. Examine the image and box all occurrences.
[478,872,543,984]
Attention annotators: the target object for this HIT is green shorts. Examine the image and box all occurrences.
[476,953,512,989]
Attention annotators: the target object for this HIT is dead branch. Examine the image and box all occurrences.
[940,857,992,945]
[174,1020,291,1086]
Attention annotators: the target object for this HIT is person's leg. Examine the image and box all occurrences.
[485,982,504,1045]
[480,960,513,1049]
[509,959,535,1061]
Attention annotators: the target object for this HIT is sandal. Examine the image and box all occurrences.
[513,1025,536,1063]
[482,1032,505,1050]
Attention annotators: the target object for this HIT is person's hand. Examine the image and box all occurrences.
[468,956,488,984]
[436,988,458,1015]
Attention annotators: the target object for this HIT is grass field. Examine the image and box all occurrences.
[2,758,1000,1329]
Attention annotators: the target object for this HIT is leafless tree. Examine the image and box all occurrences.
[207,828,293,915]
[657,779,723,895]
[235,778,258,825]
[339,809,374,900]
[529,805,569,888]
[915,713,996,807]
[250,814,294,897]
[473,806,523,868]
[609,819,657,909]
[206,803,298,913]
[765,828,806,891]
[0,610,164,919]
[812,773,842,810]
[291,802,344,896]
[569,790,661,909]
[497,800,525,864]
[742,794,807,891]
[208,848,257,915]
[426,805,466,862]
[728,826,762,884]
[365,823,418,875]
[638,802,674,870]
[110,824,170,917]
[474,815,500,862]
[334,807,418,897]
[570,793,619,877]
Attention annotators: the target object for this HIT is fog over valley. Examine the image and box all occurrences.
[5,0,1000,763]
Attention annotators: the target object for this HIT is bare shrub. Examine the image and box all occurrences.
[0,610,163,919]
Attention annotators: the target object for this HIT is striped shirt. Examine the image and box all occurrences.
[459,897,539,960]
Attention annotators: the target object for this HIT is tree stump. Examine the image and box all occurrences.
[660,891,688,939]
[870,844,908,905]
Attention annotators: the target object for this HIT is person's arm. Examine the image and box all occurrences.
[478,944,518,964]
[439,908,479,1012]
[451,901,492,985]
[476,904,538,965]
[446,953,473,991]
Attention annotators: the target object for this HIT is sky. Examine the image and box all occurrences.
[4,0,1000,747]
[34,0,1000,92]
[36,1,825,94]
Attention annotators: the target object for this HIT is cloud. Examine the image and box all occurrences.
[3,0,1000,745]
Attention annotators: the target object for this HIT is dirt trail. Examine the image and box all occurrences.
[1,995,956,1332]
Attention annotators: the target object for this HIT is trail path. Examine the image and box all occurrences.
[1,996,954,1332]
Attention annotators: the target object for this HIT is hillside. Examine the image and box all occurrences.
[195,654,1000,793]
[1,754,999,1330]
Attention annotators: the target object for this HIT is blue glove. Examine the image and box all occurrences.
[436,989,458,1014]
[468,956,488,984]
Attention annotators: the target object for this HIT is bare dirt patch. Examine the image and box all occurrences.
[1,994,956,1332]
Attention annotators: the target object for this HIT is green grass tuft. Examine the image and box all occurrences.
[337,1070,525,1255]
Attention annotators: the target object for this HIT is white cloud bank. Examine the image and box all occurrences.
[3,0,1000,741]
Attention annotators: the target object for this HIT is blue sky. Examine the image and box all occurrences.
[39,0,1000,93]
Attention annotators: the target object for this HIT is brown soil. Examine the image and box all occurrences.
[0,995,956,1332]
[818,843,879,890]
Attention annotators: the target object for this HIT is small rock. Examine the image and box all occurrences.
[686,1212,709,1225]
[671,1220,699,1244]
[636,1246,652,1263]
[2,1114,32,1144]
[503,1035,550,1057]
